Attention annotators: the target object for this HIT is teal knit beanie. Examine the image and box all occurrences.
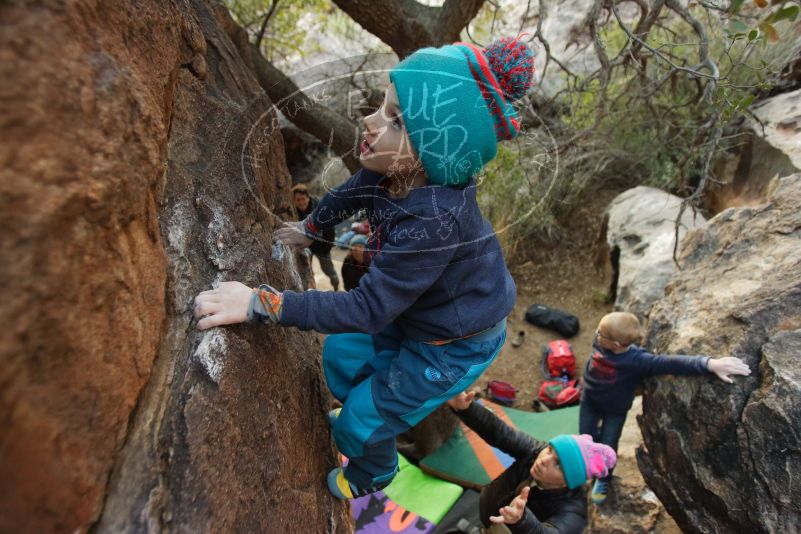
[549,434,617,490]
[389,37,535,186]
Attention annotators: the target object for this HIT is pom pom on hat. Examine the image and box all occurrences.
[484,36,535,101]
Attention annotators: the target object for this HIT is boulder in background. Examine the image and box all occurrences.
[637,174,801,534]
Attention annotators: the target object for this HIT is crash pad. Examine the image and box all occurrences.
[419,401,579,489]
[351,454,463,533]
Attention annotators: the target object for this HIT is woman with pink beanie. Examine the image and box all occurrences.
[448,391,617,533]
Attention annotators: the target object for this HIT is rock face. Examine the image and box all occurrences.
[637,175,801,533]
[0,2,348,532]
[604,186,706,319]
[749,88,801,172]
[707,89,801,214]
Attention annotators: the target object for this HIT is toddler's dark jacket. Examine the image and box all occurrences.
[280,169,516,341]
[582,344,710,414]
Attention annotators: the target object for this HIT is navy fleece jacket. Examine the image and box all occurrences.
[581,344,711,414]
[280,169,516,341]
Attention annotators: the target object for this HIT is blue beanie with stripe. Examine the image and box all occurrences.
[389,37,534,186]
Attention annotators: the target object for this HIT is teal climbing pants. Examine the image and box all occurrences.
[323,319,506,489]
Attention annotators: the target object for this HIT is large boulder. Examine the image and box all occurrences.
[0,1,348,532]
[636,175,801,533]
[604,186,706,319]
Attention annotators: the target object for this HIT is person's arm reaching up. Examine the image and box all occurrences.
[448,391,538,461]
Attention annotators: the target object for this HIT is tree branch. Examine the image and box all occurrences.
[610,1,718,82]
[254,0,280,50]
[439,0,488,43]
[332,0,485,58]
[218,5,361,173]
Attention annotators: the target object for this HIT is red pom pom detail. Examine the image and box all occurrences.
[484,37,535,101]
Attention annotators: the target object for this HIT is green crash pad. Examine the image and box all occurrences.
[382,454,463,524]
[420,401,580,489]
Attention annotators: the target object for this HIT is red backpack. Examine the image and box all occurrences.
[538,378,581,408]
[542,340,576,379]
[486,380,518,406]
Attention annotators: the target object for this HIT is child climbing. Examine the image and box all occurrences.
[448,390,616,533]
[580,311,751,504]
[193,36,535,499]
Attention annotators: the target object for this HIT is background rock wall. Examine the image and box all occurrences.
[0,1,349,532]
[637,175,801,533]
[604,186,706,320]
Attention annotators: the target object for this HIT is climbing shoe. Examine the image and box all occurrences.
[327,407,341,427]
[591,479,609,504]
[326,467,388,500]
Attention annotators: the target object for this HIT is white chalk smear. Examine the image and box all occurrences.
[193,330,228,383]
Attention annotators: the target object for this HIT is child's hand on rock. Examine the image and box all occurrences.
[490,486,529,525]
[708,357,751,383]
[447,389,477,411]
[194,281,252,330]
[274,221,313,249]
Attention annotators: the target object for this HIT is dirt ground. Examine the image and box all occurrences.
[310,185,680,533]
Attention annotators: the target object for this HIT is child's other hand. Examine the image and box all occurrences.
[194,281,252,330]
[708,356,751,383]
[274,221,313,249]
[489,486,530,525]
[447,389,477,411]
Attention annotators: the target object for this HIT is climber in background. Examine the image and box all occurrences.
[448,390,616,533]
[291,183,340,291]
[193,36,535,500]
[340,234,369,291]
[580,311,751,504]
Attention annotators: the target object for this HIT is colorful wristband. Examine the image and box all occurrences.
[247,284,283,324]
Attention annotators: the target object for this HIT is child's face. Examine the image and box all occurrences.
[359,83,422,178]
[530,445,566,489]
[594,318,627,352]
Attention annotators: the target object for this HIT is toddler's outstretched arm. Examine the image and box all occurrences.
[707,357,751,383]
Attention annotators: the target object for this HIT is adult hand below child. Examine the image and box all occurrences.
[194,281,252,330]
[708,357,751,383]
[447,389,478,411]
[274,221,314,249]
[489,486,530,525]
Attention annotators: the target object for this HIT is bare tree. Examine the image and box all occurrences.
[220,0,487,173]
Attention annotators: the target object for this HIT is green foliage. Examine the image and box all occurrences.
[224,0,339,60]
[478,141,577,259]
[560,6,794,192]
[728,0,799,43]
